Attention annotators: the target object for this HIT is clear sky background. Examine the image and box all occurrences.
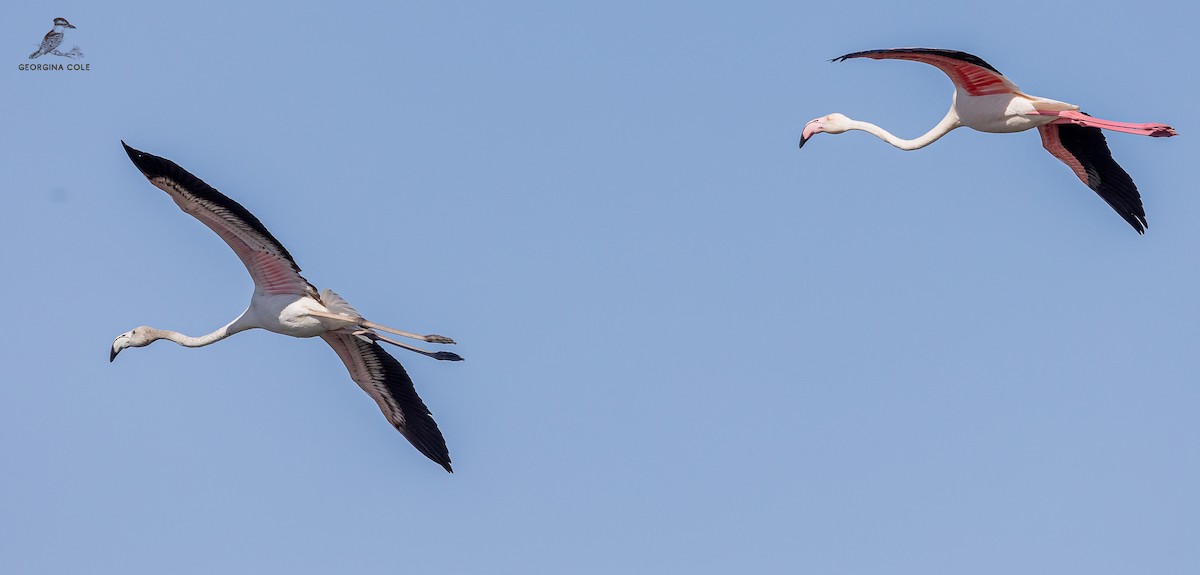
[2,1,1197,573]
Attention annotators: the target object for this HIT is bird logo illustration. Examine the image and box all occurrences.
[29,17,83,59]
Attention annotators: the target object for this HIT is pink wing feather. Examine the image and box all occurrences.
[834,48,1020,96]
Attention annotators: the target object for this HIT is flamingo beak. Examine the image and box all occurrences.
[798,119,823,149]
[110,334,130,362]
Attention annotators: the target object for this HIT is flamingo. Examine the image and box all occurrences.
[798,48,1177,233]
[110,142,461,472]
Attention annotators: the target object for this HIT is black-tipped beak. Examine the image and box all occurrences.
[110,346,120,362]
[799,118,824,150]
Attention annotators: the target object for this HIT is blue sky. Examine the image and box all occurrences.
[2,1,1197,573]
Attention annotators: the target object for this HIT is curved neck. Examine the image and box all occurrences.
[849,107,960,151]
[150,313,253,348]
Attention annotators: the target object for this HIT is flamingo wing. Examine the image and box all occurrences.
[1037,123,1147,233]
[322,332,453,472]
[833,48,1020,96]
[122,142,316,296]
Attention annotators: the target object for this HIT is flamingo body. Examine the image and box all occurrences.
[951,92,1058,133]
[801,48,1177,233]
[243,293,336,337]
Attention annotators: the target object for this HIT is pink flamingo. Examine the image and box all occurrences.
[799,48,1177,233]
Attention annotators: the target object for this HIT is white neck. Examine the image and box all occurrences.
[149,313,253,348]
[848,106,961,151]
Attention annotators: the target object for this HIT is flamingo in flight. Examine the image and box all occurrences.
[111,142,461,472]
[799,48,1177,233]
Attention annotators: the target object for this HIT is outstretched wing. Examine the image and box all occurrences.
[122,142,316,296]
[1037,123,1147,233]
[322,332,453,472]
[833,48,1020,96]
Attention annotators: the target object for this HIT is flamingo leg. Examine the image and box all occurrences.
[1028,110,1177,137]
[353,330,464,361]
[306,309,456,345]
[361,320,457,345]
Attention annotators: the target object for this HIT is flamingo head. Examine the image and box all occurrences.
[799,113,852,149]
[110,326,156,362]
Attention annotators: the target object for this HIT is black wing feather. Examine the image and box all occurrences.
[1055,123,1148,233]
[121,141,300,265]
[334,333,453,472]
[832,48,1003,75]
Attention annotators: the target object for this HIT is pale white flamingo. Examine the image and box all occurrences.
[111,142,461,472]
[799,48,1177,233]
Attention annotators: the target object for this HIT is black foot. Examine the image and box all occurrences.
[432,351,464,362]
